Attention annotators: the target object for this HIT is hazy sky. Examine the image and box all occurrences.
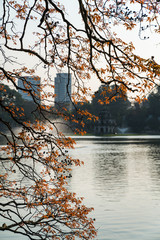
[60,0,160,93]
[1,0,160,95]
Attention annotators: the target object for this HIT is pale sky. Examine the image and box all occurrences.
[60,0,160,61]
[60,0,160,94]
[1,0,160,96]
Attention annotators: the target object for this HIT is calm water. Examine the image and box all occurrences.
[1,137,160,239]
[68,138,160,240]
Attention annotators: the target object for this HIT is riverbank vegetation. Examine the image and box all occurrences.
[0,84,38,130]
[0,1,160,239]
[74,85,160,135]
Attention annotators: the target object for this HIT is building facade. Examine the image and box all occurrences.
[18,76,41,103]
[54,73,72,107]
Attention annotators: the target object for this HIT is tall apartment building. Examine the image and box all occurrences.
[54,73,72,105]
[18,76,41,103]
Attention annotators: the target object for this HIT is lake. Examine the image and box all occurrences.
[68,136,160,240]
[1,136,160,239]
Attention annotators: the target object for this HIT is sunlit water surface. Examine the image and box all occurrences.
[1,137,160,239]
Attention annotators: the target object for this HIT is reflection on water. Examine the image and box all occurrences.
[69,140,160,240]
[1,138,160,239]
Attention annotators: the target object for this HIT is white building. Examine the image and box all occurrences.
[54,73,72,105]
[18,76,41,103]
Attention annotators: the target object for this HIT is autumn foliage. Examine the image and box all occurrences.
[0,0,160,239]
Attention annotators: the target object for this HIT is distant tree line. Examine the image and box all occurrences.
[0,84,37,131]
[127,88,160,133]
[74,85,160,134]
[3,84,160,134]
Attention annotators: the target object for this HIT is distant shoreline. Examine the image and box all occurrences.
[1,134,160,146]
[70,134,160,141]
